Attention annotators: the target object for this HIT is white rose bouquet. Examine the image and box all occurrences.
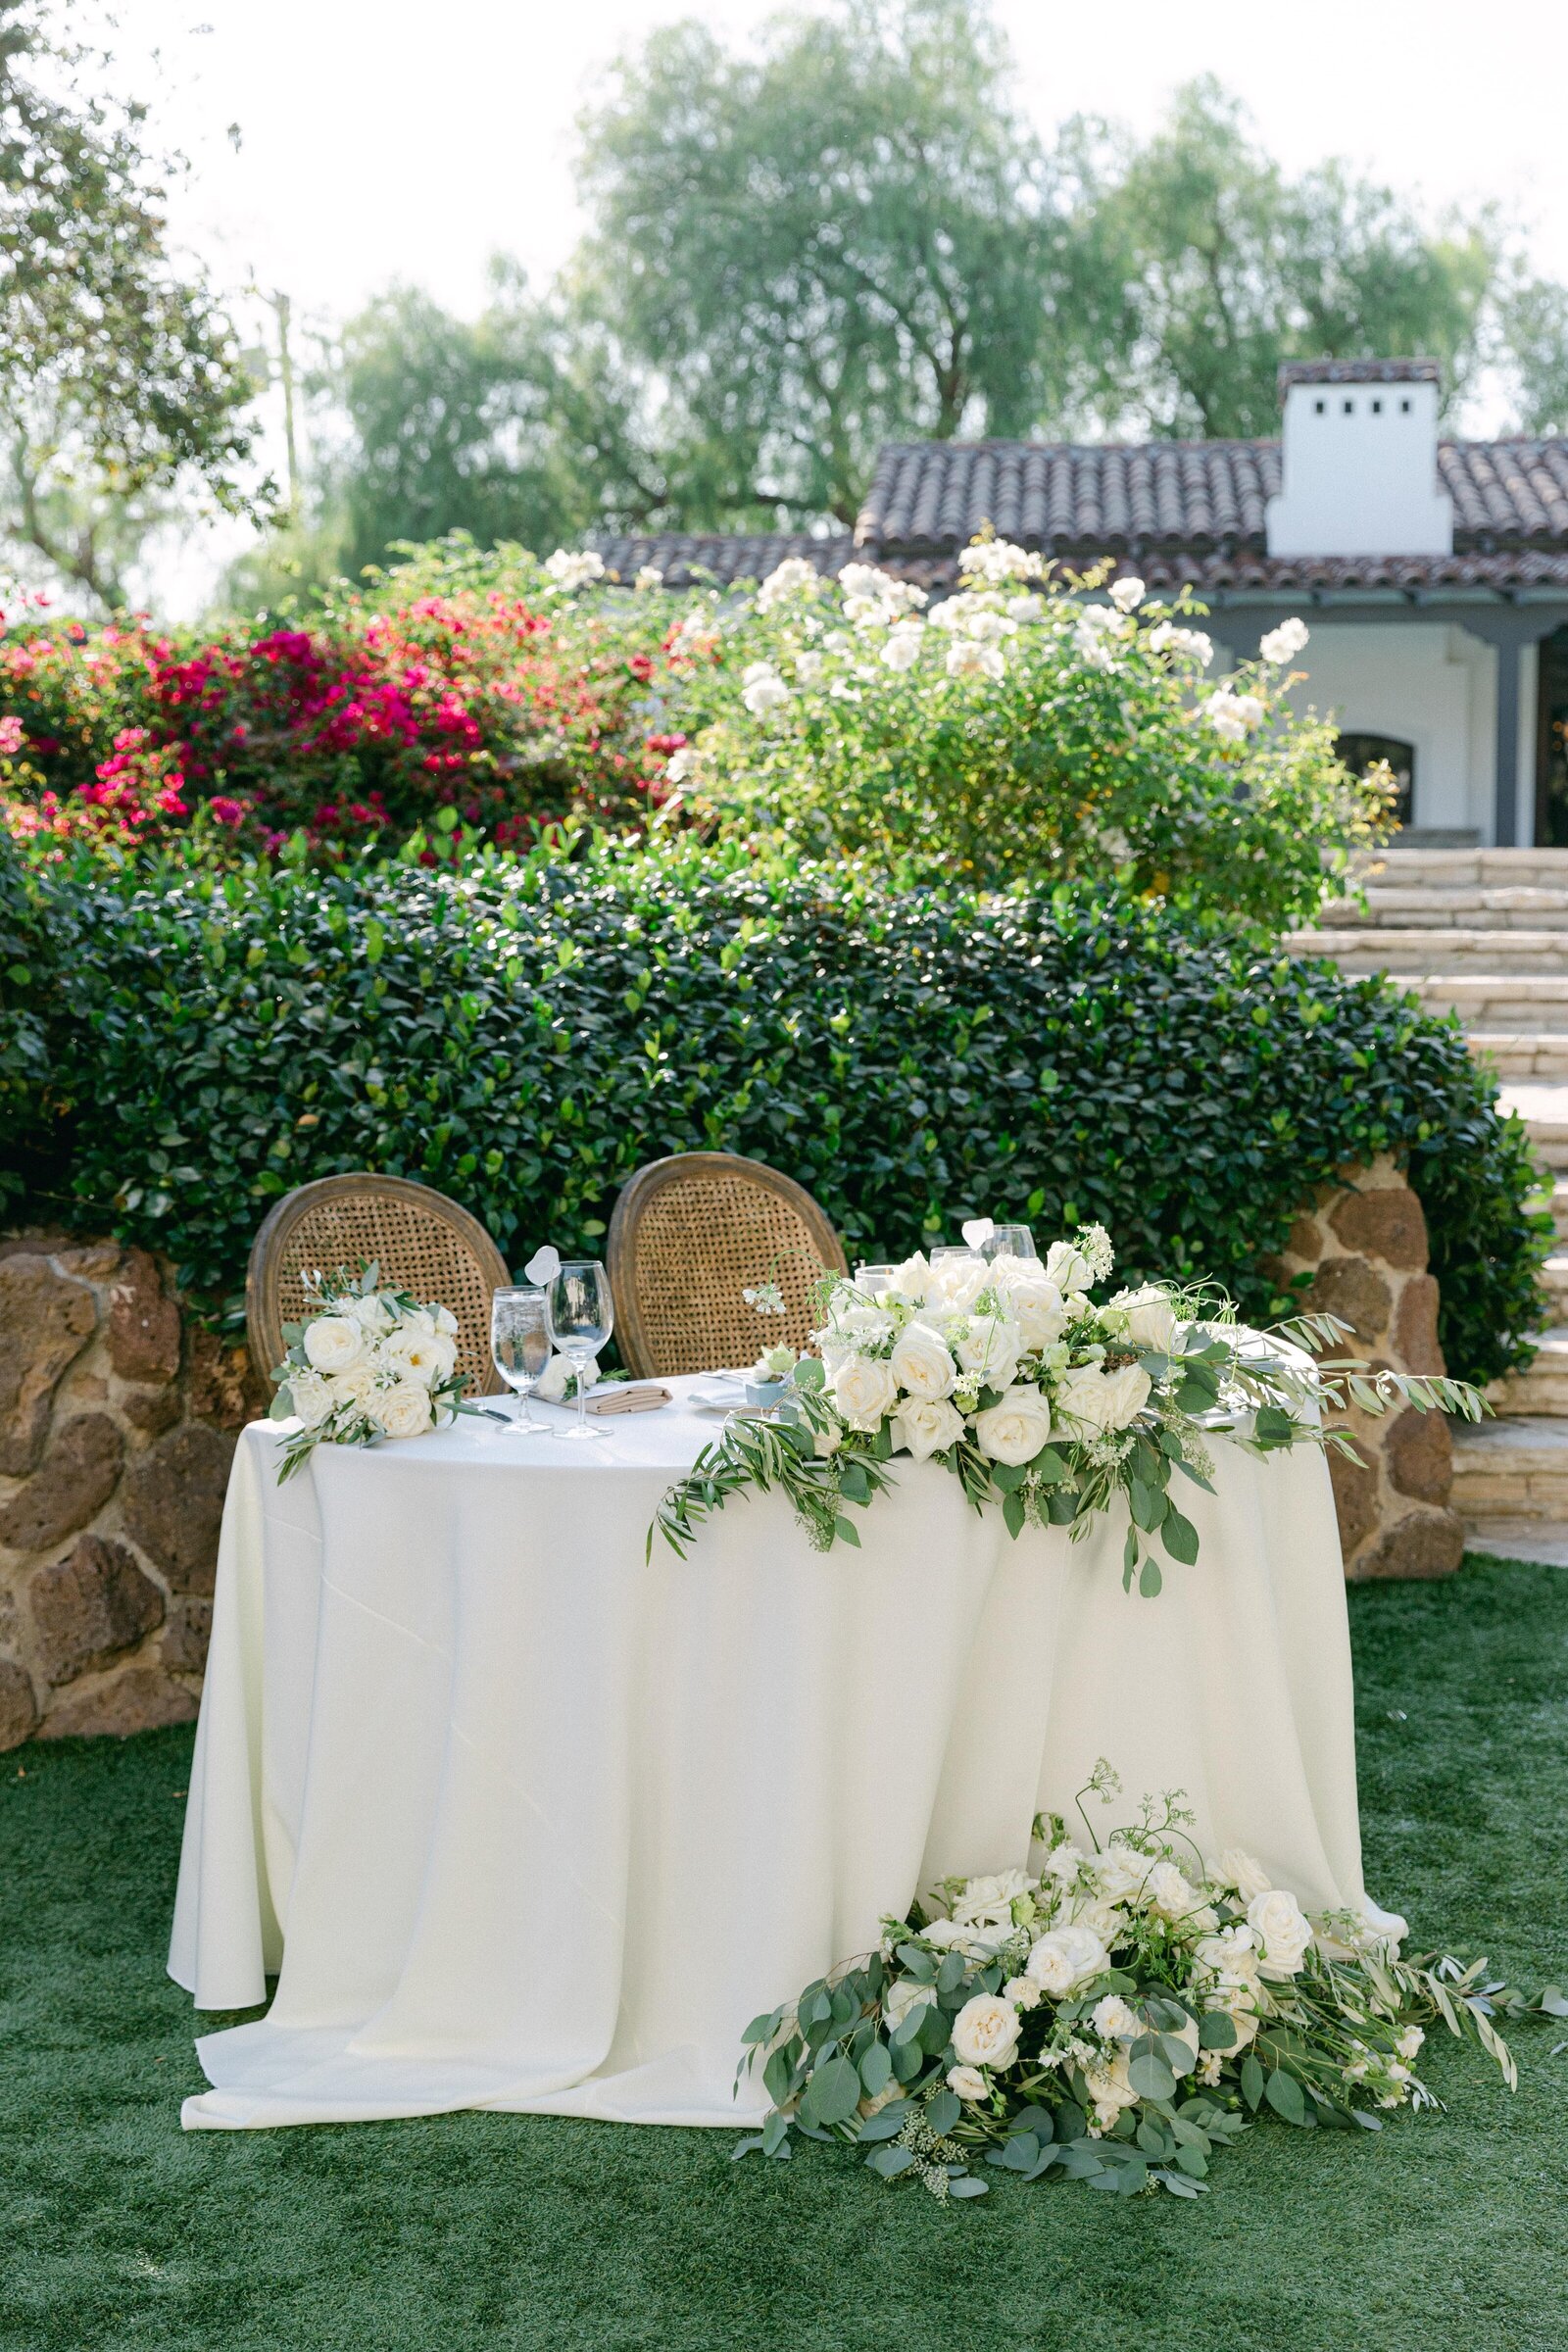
[737,1764,1540,2205]
[651,1222,1484,1593]
[269,1262,467,1480]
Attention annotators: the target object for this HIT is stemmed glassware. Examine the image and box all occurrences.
[490,1287,551,1433]
[546,1260,615,1443]
[981,1225,1037,1262]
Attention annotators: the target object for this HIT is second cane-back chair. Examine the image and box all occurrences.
[607,1151,849,1378]
[246,1173,513,1397]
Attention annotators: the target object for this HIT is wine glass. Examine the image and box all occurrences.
[546,1260,614,1443]
[490,1287,551,1433]
[982,1224,1038,1262]
[855,1263,901,1298]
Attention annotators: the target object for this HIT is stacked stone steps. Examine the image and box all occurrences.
[1292,847,1568,1561]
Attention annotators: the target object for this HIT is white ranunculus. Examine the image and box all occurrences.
[371,1381,435,1441]
[303,1314,368,1375]
[1247,1887,1313,1980]
[830,1352,899,1430]
[889,1322,957,1400]
[952,1868,1031,1930]
[1004,1976,1042,2010]
[345,1292,396,1335]
[950,1993,1021,2072]
[1025,1924,1106,1995]
[1215,1846,1273,1903]
[1043,1239,1094,1295]
[947,2064,989,2103]
[972,1382,1053,1467]
[891,1396,965,1462]
[536,1351,596,1402]
[1000,1274,1069,1350]
[1055,1361,1152,1436]
[956,1315,1021,1392]
[288,1368,334,1430]
[1115,1285,1179,1352]
[884,1979,935,2034]
[1259,616,1309,665]
[930,1254,990,1312]
[1091,1993,1140,2041]
[377,1322,459,1390]
[1108,574,1146,612]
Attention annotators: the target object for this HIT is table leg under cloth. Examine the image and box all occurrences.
[170,1407,1372,2132]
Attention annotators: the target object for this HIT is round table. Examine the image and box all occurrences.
[170,1378,1372,2132]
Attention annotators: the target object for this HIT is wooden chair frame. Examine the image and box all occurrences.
[608,1151,848,1379]
[246,1172,513,1397]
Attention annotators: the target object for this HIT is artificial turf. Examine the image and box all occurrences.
[2,1552,1566,2352]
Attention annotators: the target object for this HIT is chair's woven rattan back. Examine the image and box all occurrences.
[608,1152,848,1378]
[247,1174,512,1396]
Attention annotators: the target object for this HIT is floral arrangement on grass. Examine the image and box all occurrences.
[736,1766,1535,2203]
[650,1228,1484,1585]
[268,1262,467,1478]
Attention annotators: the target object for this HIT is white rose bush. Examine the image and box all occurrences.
[736,1765,1544,2205]
[649,1223,1484,1592]
[656,535,1394,930]
[269,1262,467,1479]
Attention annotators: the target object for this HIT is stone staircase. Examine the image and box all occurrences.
[1290,847,1568,1565]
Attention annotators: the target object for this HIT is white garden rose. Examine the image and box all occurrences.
[1200,1972,1261,2049]
[288,1368,334,1429]
[1043,1240,1094,1294]
[947,2064,989,2103]
[999,1275,1069,1350]
[1092,1841,1149,1903]
[884,1980,935,2034]
[930,1254,990,1311]
[955,1316,1021,1392]
[826,1298,897,1345]
[1042,1838,1086,1885]
[345,1292,396,1336]
[884,1253,935,1302]
[1214,1847,1273,1903]
[1083,2050,1140,2127]
[1065,1895,1129,1947]
[371,1381,435,1441]
[1090,1993,1140,2041]
[889,1322,957,1400]
[1114,1285,1179,1352]
[1145,1860,1200,1922]
[1197,1925,1259,1982]
[972,1383,1053,1467]
[1054,1361,1152,1436]
[830,1352,899,1430]
[378,1322,459,1389]
[891,1396,965,1462]
[1247,1887,1313,1980]
[326,1363,377,1411]
[952,1868,1031,1930]
[536,1351,596,1402]
[950,1993,1021,2072]
[1004,1977,1042,2009]
[1025,1924,1106,1994]
[1259,616,1309,665]
[880,622,924,671]
[303,1314,368,1375]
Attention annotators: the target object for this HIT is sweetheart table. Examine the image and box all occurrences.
[170,1378,1373,2132]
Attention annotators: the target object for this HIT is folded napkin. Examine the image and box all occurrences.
[587,1384,671,1417]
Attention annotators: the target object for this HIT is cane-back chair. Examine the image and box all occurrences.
[247,1173,512,1396]
[607,1151,848,1378]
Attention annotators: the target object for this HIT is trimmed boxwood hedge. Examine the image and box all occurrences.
[5,840,1548,1386]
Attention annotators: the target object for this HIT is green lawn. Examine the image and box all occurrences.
[3,1553,1566,2352]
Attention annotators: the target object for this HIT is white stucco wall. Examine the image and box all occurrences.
[1239,621,1498,838]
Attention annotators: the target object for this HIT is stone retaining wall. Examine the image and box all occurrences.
[0,1233,266,1751]
[1,1164,1459,1743]
[1268,1154,1465,1581]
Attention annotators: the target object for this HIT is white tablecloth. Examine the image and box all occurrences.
[170,1381,1371,2132]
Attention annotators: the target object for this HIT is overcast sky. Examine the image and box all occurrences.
[95,0,1568,608]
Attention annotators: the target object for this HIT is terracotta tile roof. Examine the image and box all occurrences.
[592,530,853,589]
[1278,357,1442,388]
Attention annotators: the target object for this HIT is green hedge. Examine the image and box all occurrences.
[8,841,1547,1385]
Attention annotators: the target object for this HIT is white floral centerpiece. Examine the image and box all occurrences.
[650,1223,1483,1588]
[269,1263,467,1479]
[736,1763,1543,2204]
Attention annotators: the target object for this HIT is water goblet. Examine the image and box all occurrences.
[490,1287,551,1433]
[546,1260,615,1443]
[854,1262,901,1298]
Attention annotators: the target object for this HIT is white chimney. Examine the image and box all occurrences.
[1264,360,1453,558]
